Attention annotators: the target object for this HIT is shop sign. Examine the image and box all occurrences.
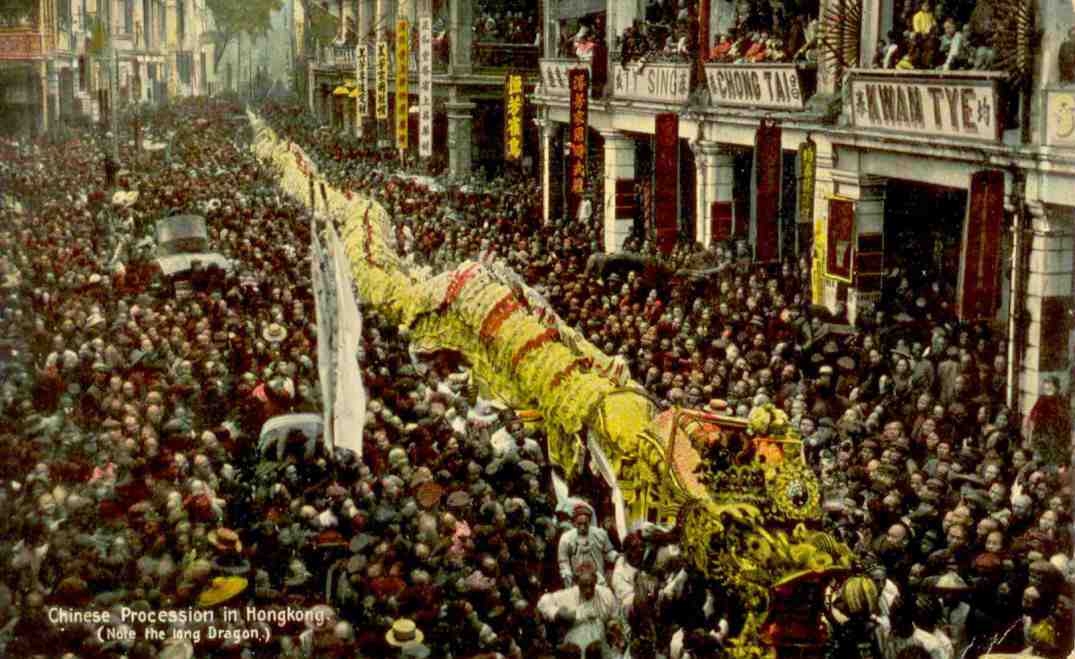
[613,63,690,104]
[418,13,433,157]
[375,40,388,120]
[568,68,589,219]
[1045,89,1075,148]
[541,59,590,97]
[798,139,816,225]
[654,113,679,255]
[504,72,525,161]
[825,197,855,283]
[705,63,807,110]
[396,19,410,151]
[848,71,1001,142]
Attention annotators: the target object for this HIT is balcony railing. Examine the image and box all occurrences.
[472,43,539,71]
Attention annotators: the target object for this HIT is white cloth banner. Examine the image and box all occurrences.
[418,4,433,158]
[311,219,335,453]
[328,224,368,459]
[588,433,628,541]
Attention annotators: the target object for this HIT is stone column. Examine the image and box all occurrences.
[446,93,475,178]
[308,60,315,113]
[694,140,733,248]
[448,0,472,74]
[539,118,563,225]
[602,131,636,254]
[39,61,50,134]
[1015,204,1074,412]
[165,0,178,97]
[47,61,60,124]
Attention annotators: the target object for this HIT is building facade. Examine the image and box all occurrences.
[530,0,1073,416]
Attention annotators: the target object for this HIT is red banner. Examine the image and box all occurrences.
[711,201,733,242]
[959,169,1005,319]
[826,198,855,282]
[655,113,679,255]
[753,119,781,261]
[568,68,589,220]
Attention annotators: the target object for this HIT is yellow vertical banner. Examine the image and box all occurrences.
[812,216,827,305]
[504,72,524,161]
[396,19,410,152]
[376,40,388,120]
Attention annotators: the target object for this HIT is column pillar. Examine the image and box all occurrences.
[538,118,563,225]
[1016,204,1074,413]
[694,141,733,248]
[448,0,472,75]
[446,95,475,178]
[39,61,50,134]
[47,61,60,124]
[811,137,838,309]
[165,0,178,97]
[601,131,636,254]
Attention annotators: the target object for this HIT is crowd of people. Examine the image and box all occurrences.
[261,97,1073,658]
[0,89,1070,659]
[473,1,538,45]
[871,0,998,71]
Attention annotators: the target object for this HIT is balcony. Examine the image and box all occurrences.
[471,42,539,72]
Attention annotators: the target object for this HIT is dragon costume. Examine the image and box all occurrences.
[250,112,856,656]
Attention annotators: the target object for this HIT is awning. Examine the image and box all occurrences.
[556,0,606,20]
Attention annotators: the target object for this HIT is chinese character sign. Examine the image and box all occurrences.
[356,44,368,120]
[396,19,410,151]
[376,40,389,120]
[504,72,524,162]
[418,12,433,158]
[568,68,589,221]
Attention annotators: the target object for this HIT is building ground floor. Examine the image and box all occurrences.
[534,100,1075,415]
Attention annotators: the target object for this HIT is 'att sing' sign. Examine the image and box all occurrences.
[848,72,1002,142]
[613,63,690,104]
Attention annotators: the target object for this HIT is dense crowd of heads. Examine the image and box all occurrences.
[0,94,1070,658]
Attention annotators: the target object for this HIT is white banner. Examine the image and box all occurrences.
[587,433,627,541]
[612,63,690,104]
[705,64,807,110]
[311,219,335,453]
[847,72,1001,142]
[418,10,433,158]
[328,224,368,459]
[356,43,368,129]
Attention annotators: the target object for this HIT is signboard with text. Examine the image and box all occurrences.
[418,12,433,157]
[705,63,812,110]
[375,40,389,120]
[568,68,589,220]
[396,20,410,151]
[1045,89,1075,148]
[848,71,1002,142]
[540,59,590,97]
[355,44,368,119]
[504,72,525,161]
[613,63,690,104]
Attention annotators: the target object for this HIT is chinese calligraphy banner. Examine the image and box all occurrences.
[376,40,389,120]
[418,8,433,158]
[752,119,781,262]
[568,68,589,221]
[826,197,855,282]
[504,72,524,161]
[654,113,678,256]
[356,43,368,120]
[958,169,1004,319]
[396,19,410,151]
[798,138,816,226]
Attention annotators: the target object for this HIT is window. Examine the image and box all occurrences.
[124,0,132,34]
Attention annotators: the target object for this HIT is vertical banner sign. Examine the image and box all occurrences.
[958,169,1004,319]
[376,40,389,120]
[504,72,524,161]
[418,9,433,157]
[826,197,855,282]
[355,43,368,135]
[752,119,782,262]
[654,113,679,256]
[396,19,410,151]
[798,138,816,225]
[568,68,589,221]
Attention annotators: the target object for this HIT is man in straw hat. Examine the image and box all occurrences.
[386,618,429,657]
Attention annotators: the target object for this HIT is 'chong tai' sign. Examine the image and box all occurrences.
[705,64,809,110]
[847,71,1002,142]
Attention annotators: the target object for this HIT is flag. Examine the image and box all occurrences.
[328,224,368,459]
[311,219,335,453]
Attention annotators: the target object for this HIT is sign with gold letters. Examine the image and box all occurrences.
[504,72,524,161]
[568,68,589,220]
[376,40,389,120]
[396,19,410,151]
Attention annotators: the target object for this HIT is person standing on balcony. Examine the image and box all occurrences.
[912,1,936,36]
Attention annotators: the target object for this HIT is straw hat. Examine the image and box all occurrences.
[208,528,242,554]
[196,576,248,607]
[386,618,424,648]
[262,323,287,344]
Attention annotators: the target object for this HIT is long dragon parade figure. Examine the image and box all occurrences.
[249,113,856,656]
